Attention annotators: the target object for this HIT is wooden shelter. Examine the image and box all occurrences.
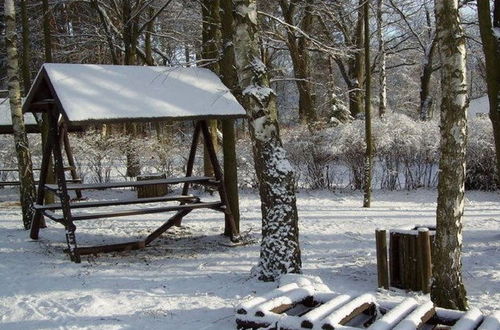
[23,63,246,263]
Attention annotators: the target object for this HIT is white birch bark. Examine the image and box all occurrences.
[5,0,36,229]
[431,0,468,310]
[232,0,301,281]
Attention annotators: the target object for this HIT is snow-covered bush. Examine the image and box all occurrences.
[71,131,128,183]
[466,116,498,190]
[283,126,338,189]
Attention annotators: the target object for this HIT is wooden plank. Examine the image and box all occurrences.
[376,229,389,289]
[0,166,74,172]
[44,201,223,221]
[393,301,435,329]
[418,228,432,294]
[43,176,217,192]
[145,209,193,244]
[0,179,81,187]
[70,240,146,256]
[34,194,200,211]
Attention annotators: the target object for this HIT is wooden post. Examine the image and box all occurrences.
[61,125,82,199]
[50,111,80,263]
[418,228,432,294]
[376,229,389,289]
[182,121,201,196]
[200,120,240,240]
[29,121,54,239]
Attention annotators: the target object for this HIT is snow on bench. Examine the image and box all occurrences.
[236,283,301,315]
[235,281,499,330]
[368,298,419,330]
[451,308,484,330]
[392,301,435,329]
[320,293,377,329]
[478,311,500,330]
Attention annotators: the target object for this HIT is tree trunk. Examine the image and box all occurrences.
[202,0,221,179]
[363,0,372,208]
[20,0,31,94]
[123,1,141,178]
[220,0,241,235]
[376,0,387,117]
[42,0,52,62]
[232,0,301,281]
[279,0,316,125]
[430,0,468,310]
[5,0,36,229]
[477,0,500,185]
[348,0,365,118]
[41,0,55,205]
[144,6,155,66]
[419,39,436,121]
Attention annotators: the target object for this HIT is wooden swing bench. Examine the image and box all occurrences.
[23,63,247,263]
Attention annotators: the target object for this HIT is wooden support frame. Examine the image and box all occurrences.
[31,119,240,263]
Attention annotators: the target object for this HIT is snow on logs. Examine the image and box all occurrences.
[235,281,500,330]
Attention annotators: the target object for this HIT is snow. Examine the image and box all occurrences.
[0,189,499,329]
[320,293,376,327]
[28,64,246,125]
[369,298,418,330]
[392,301,434,329]
[468,95,489,118]
[478,311,500,330]
[0,98,38,127]
[451,307,483,330]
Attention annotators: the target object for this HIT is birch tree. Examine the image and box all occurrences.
[5,0,36,229]
[477,0,500,184]
[431,0,468,310]
[232,0,301,281]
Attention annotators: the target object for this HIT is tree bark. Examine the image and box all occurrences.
[348,0,365,118]
[144,6,155,66]
[478,0,500,185]
[419,39,437,121]
[202,0,221,179]
[5,0,36,229]
[42,0,52,62]
[376,0,387,117]
[431,0,468,310]
[363,0,372,208]
[279,0,316,124]
[232,0,301,281]
[123,1,141,178]
[20,0,31,94]
[220,0,241,235]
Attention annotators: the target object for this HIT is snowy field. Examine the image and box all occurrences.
[0,188,498,329]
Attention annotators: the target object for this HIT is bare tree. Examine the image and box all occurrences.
[5,0,36,229]
[431,0,468,310]
[363,0,372,208]
[278,0,316,124]
[478,0,500,184]
[232,0,301,281]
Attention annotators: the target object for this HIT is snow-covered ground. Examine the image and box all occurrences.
[0,188,498,329]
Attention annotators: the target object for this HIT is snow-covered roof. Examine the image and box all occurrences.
[468,95,489,117]
[23,64,246,125]
[0,98,39,133]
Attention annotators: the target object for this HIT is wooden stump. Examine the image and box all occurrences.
[137,173,168,198]
[382,226,435,292]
